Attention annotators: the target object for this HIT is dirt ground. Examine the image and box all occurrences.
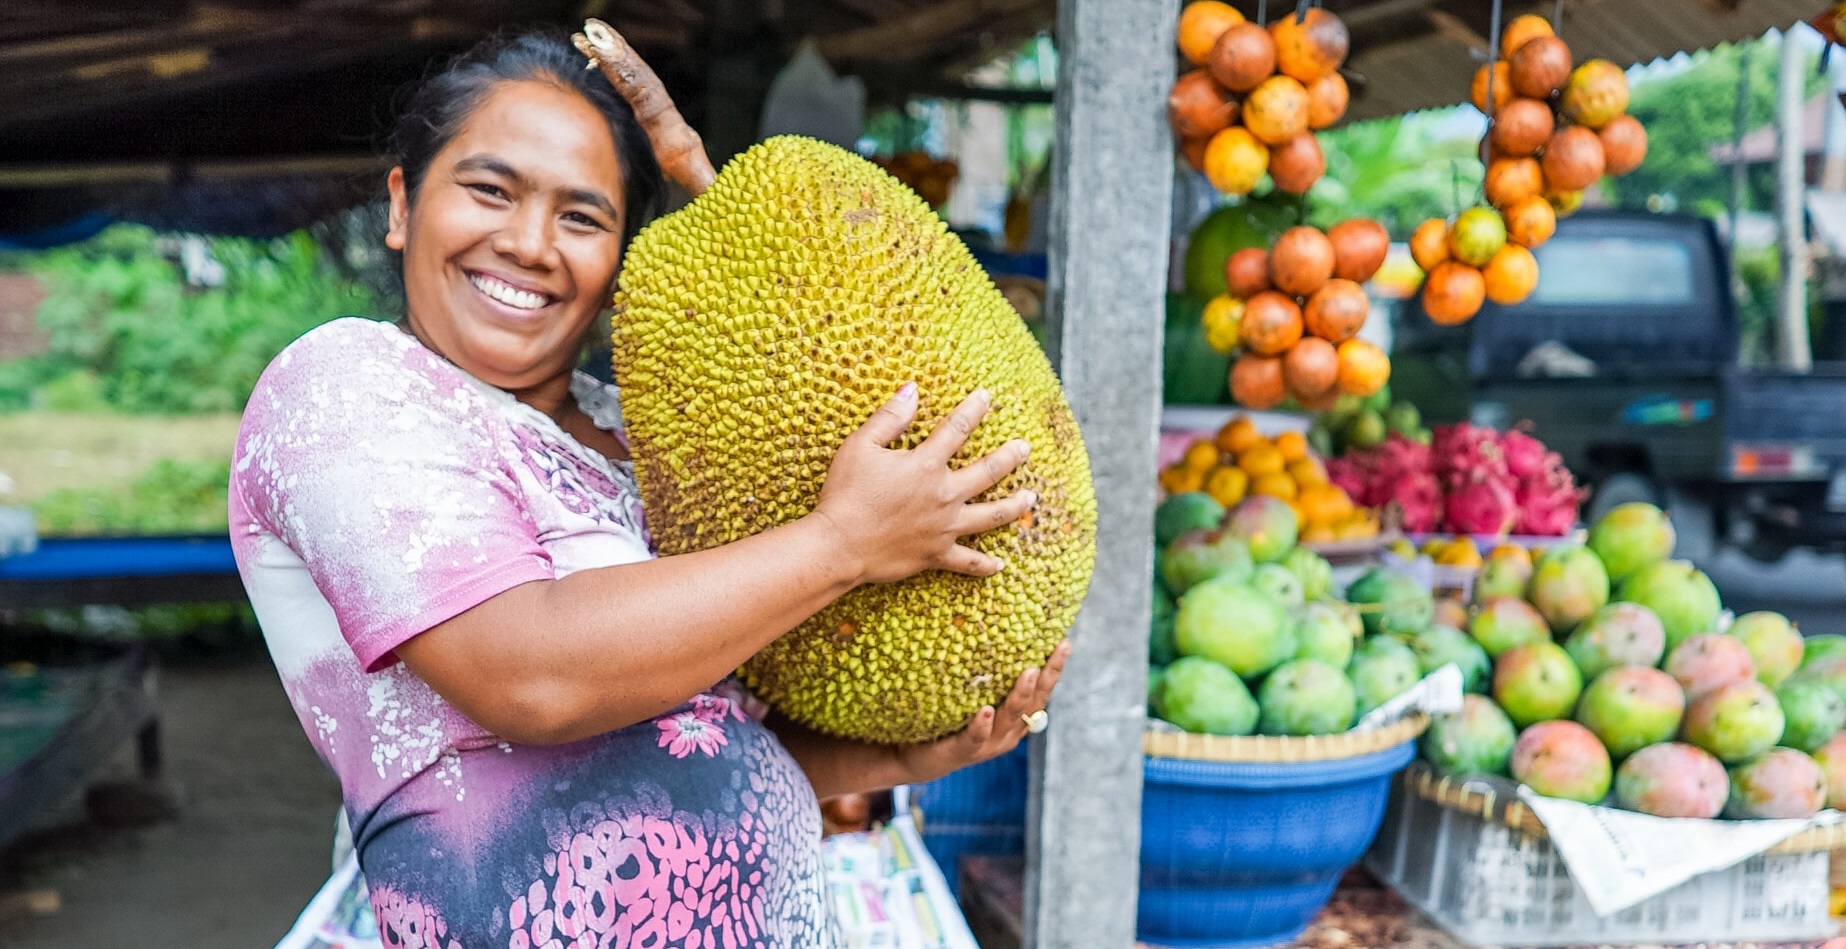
[0,644,341,949]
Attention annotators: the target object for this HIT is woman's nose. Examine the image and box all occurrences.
[492,204,556,267]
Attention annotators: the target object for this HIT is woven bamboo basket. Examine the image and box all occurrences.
[1405,762,1846,854]
[1142,712,1430,763]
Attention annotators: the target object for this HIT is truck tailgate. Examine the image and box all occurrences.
[1722,366,1846,485]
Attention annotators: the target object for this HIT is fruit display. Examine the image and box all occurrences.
[1414,501,1846,821]
[1410,14,1649,325]
[1327,422,1583,536]
[578,22,1095,745]
[1157,414,1379,543]
[1170,2,1350,194]
[1149,495,1428,737]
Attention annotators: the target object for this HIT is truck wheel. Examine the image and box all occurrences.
[1585,472,1660,525]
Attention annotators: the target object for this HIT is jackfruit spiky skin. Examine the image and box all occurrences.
[612,136,1097,745]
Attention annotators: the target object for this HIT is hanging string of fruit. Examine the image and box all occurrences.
[1169,0,1396,412]
[1411,11,1649,326]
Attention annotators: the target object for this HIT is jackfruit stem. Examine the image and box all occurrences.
[574,19,716,197]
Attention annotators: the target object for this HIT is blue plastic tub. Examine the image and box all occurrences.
[1137,741,1416,948]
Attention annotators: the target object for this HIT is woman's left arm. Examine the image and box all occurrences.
[767,640,1069,800]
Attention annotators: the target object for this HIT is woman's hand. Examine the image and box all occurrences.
[894,639,1072,785]
[811,383,1036,586]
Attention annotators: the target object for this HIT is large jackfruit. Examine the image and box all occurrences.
[613,136,1096,744]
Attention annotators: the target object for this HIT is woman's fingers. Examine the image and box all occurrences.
[950,438,1030,501]
[1034,640,1071,705]
[937,543,1005,577]
[917,389,991,464]
[848,383,919,450]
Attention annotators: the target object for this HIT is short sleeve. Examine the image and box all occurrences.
[232,319,555,671]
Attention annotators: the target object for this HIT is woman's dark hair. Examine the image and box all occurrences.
[387,28,666,251]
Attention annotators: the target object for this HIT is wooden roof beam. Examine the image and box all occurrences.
[814,0,1049,61]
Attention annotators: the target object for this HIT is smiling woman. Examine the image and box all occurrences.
[228,28,1065,949]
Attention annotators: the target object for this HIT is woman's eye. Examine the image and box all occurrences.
[467,183,507,200]
[564,212,608,230]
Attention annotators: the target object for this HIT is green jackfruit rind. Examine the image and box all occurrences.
[612,136,1097,744]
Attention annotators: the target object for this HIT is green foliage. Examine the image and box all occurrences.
[31,457,231,536]
[1612,38,1822,215]
[0,224,379,414]
[1307,112,1484,236]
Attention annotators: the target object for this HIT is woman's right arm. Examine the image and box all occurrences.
[393,384,1035,745]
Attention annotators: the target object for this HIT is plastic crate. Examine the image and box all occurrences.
[1364,770,1836,947]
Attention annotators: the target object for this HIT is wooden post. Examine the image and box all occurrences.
[1026,0,1176,945]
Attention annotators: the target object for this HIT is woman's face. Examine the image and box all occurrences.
[387,79,627,394]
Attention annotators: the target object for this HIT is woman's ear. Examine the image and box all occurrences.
[385,167,410,251]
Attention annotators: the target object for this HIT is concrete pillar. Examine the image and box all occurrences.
[1777,28,1814,370]
[1026,0,1176,946]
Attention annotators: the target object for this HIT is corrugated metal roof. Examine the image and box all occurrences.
[1335,0,1813,122]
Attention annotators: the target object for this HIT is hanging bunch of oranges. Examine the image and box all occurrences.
[1411,14,1649,326]
[1207,219,1393,411]
[1169,2,1351,197]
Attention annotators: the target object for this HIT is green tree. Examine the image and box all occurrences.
[1307,111,1485,236]
[0,225,379,413]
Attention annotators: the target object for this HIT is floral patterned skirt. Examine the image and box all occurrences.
[355,693,840,949]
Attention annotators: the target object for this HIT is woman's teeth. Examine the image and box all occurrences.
[470,273,550,310]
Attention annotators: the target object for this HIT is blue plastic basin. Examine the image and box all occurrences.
[1137,741,1416,948]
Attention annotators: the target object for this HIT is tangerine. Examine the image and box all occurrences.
[1275,430,1310,463]
[1243,75,1312,146]
[1327,217,1389,282]
[1203,126,1269,194]
[1421,261,1487,325]
[1178,0,1245,66]
[1409,218,1451,272]
[1238,442,1287,478]
[1306,71,1349,129]
[1299,482,1354,525]
[1239,290,1305,355]
[1482,243,1540,305]
[1303,278,1369,343]
[1288,456,1329,486]
[1268,225,1336,296]
[1230,353,1287,409]
[1180,134,1211,173]
[1169,70,1240,139]
[1183,439,1222,472]
[1484,157,1545,209]
[1599,114,1648,176]
[1253,472,1298,502]
[1268,132,1326,194]
[1217,415,1262,454]
[1201,294,1244,353]
[1546,187,1585,217]
[1208,22,1277,93]
[1225,247,1272,299]
[1335,338,1391,397]
[1204,465,1250,507]
[1509,35,1572,99]
[1489,97,1554,157]
[1283,336,1340,400]
[1541,126,1605,192]
[1504,194,1557,248]
[1448,206,1507,268]
[1471,62,1512,115]
[1269,8,1348,83]
[1560,59,1629,129]
[1499,14,1555,60]
[1160,465,1207,495]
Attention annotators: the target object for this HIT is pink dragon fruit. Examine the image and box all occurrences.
[1386,471,1444,533]
[1374,435,1432,482]
[1501,427,1549,481]
[1514,452,1584,535]
[1433,423,1511,490]
[1445,475,1519,536]
[1326,456,1375,507]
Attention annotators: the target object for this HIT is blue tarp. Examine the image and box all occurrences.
[0,212,114,251]
[0,535,236,581]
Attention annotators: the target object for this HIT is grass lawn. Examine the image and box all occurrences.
[0,411,241,503]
